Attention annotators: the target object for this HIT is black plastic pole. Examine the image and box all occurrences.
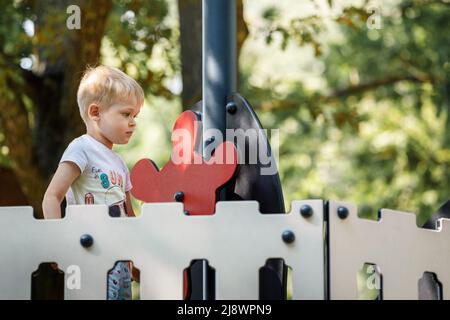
[202,0,237,164]
[187,0,236,301]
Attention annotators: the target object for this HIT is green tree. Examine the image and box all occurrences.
[0,0,173,216]
[240,0,449,224]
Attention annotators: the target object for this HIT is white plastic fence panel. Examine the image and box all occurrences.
[328,200,450,300]
[0,200,325,300]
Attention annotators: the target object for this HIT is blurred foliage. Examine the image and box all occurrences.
[259,5,325,55]
[0,0,178,130]
[0,1,178,171]
[1,0,449,225]
[240,0,450,225]
[0,0,31,167]
[103,0,179,98]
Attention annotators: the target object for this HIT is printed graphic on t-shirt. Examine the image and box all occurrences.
[84,166,128,217]
[89,166,126,206]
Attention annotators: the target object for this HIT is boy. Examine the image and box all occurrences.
[42,65,143,300]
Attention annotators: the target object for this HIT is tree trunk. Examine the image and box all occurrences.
[0,0,112,218]
[0,167,29,206]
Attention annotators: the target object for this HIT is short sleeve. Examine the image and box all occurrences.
[59,139,88,173]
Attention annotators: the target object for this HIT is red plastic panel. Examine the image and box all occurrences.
[130,111,237,215]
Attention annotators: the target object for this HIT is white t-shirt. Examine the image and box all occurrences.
[59,134,132,217]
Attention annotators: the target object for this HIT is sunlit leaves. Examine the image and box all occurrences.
[103,0,175,98]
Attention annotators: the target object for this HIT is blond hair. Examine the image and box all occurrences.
[77,65,144,123]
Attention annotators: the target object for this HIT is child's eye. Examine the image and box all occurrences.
[122,113,130,117]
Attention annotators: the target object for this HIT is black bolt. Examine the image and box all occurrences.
[300,204,313,218]
[80,234,94,248]
[337,206,349,219]
[184,210,190,215]
[193,111,202,121]
[174,191,184,202]
[226,102,237,114]
[282,230,295,244]
[205,136,215,147]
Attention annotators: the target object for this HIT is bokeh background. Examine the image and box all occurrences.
[0,0,449,227]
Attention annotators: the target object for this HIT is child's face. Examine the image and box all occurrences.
[97,101,141,145]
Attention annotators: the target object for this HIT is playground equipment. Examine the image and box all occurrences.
[1,199,450,299]
[0,0,449,300]
[0,201,324,300]
[329,201,450,299]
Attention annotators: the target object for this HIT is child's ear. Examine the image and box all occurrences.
[87,104,100,121]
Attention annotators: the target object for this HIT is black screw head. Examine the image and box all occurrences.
[80,234,94,248]
[282,230,295,244]
[183,210,190,215]
[300,204,313,218]
[337,206,349,219]
[205,136,215,147]
[226,102,237,114]
[174,191,184,202]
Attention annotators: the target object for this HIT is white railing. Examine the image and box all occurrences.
[0,200,448,300]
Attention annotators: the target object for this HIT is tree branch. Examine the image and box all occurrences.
[259,73,434,112]
[323,74,433,101]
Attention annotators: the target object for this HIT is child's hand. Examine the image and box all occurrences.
[130,262,140,282]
